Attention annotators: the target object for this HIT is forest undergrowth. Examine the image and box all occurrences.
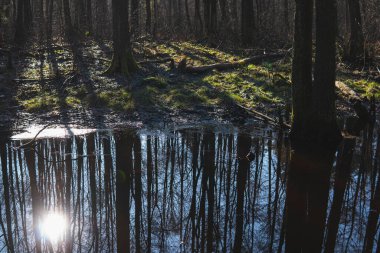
[1,36,379,130]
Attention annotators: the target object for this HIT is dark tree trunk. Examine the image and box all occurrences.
[133,135,142,253]
[106,0,138,75]
[233,133,251,252]
[363,155,380,253]
[289,0,313,146]
[285,151,308,253]
[324,136,356,253]
[14,0,25,42]
[87,0,93,33]
[131,0,139,36]
[24,146,42,253]
[23,0,32,28]
[241,0,254,45]
[204,131,215,253]
[203,0,217,38]
[286,0,340,252]
[313,0,339,141]
[153,0,158,36]
[1,139,15,253]
[146,136,153,253]
[283,0,289,38]
[146,0,152,33]
[95,0,108,37]
[194,0,203,33]
[347,0,364,59]
[184,0,191,29]
[116,131,133,253]
[63,0,73,37]
[88,135,99,252]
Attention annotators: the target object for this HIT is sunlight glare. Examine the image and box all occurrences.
[39,212,67,243]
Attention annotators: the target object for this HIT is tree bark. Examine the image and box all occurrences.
[63,0,73,37]
[106,0,138,75]
[233,133,250,252]
[241,0,254,45]
[146,0,152,34]
[116,131,133,253]
[289,0,313,147]
[347,0,364,59]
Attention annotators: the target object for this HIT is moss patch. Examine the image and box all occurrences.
[96,88,134,111]
[343,79,380,100]
[22,92,60,112]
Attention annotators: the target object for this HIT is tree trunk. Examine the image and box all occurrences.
[313,0,339,138]
[146,0,151,34]
[286,0,340,252]
[241,0,254,45]
[14,0,25,42]
[204,130,215,253]
[133,135,142,253]
[203,0,217,38]
[363,153,380,253]
[289,0,313,147]
[87,0,93,33]
[1,139,15,253]
[233,133,250,252]
[131,0,139,36]
[116,131,133,253]
[106,0,138,75]
[63,0,73,37]
[194,0,203,34]
[324,136,356,253]
[347,0,364,59]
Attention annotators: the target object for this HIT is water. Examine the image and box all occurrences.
[0,125,378,252]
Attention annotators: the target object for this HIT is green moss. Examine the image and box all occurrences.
[196,86,216,99]
[228,93,245,104]
[65,96,81,107]
[22,92,60,112]
[162,86,203,109]
[97,88,134,111]
[156,44,177,56]
[345,79,380,99]
[202,67,287,107]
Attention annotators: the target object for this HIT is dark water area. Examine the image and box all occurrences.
[0,125,379,252]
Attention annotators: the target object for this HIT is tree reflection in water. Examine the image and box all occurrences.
[0,126,379,252]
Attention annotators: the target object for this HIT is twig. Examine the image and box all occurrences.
[13,77,56,82]
[12,123,55,150]
[62,73,77,87]
[236,104,291,129]
[137,57,173,64]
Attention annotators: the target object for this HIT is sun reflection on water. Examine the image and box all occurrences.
[39,212,67,243]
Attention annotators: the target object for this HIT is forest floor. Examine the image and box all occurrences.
[0,37,380,131]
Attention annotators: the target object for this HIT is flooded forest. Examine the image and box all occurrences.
[0,125,379,252]
[0,0,380,251]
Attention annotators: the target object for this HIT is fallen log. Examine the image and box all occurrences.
[181,53,285,73]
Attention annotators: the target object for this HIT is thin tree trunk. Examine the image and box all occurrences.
[233,133,250,252]
[116,131,133,253]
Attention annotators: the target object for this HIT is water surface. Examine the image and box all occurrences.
[0,125,378,252]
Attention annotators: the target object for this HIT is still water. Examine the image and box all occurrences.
[0,125,378,252]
